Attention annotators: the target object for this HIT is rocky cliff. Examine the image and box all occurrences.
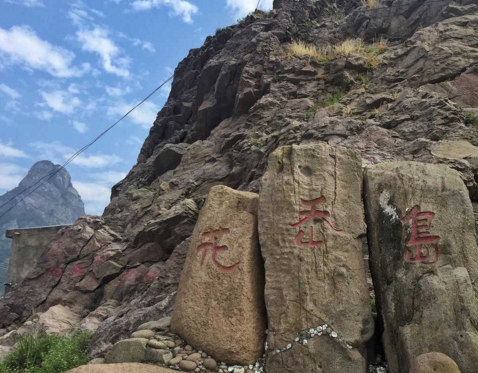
[1,0,478,371]
[0,161,85,296]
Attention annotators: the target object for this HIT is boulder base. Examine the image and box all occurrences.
[409,353,461,373]
[259,144,373,373]
[171,186,266,365]
[66,364,177,373]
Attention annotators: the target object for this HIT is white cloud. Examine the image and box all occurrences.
[71,154,121,168]
[131,0,198,23]
[76,27,130,77]
[39,89,81,114]
[72,120,87,133]
[105,85,131,97]
[73,181,111,215]
[92,171,127,183]
[4,0,45,7]
[0,141,28,158]
[126,136,142,145]
[108,101,159,128]
[118,32,156,53]
[0,115,13,124]
[0,163,27,191]
[0,83,20,99]
[30,141,121,169]
[0,25,90,78]
[226,0,273,19]
[33,110,54,121]
[30,141,74,163]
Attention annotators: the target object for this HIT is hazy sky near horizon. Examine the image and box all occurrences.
[0,0,274,215]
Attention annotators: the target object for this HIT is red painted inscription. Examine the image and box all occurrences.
[196,228,240,272]
[290,197,341,248]
[401,205,440,264]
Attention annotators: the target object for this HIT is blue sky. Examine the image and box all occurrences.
[0,0,274,215]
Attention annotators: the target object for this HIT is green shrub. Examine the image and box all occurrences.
[0,333,90,373]
[371,298,377,313]
[321,90,346,107]
[465,113,477,125]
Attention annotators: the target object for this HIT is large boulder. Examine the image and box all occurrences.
[409,352,461,373]
[171,185,266,365]
[364,162,478,373]
[259,144,373,373]
[66,364,178,373]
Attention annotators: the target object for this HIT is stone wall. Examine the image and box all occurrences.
[5,226,69,292]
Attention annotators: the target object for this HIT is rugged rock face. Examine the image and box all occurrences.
[0,161,85,296]
[364,162,478,373]
[259,144,373,373]
[1,0,478,371]
[171,186,266,365]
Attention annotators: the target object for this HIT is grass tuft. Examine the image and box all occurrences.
[0,333,90,373]
[361,0,380,8]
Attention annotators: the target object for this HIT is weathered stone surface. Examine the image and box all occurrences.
[171,185,266,365]
[34,305,82,335]
[259,144,373,373]
[66,364,178,373]
[138,316,171,331]
[364,162,478,373]
[104,338,148,363]
[409,352,461,373]
[144,347,169,363]
[131,330,154,339]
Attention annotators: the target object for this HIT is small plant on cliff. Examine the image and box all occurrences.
[321,90,346,107]
[465,113,477,125]
[361,0,380,8]
[0,333,90,373]
[289,41,332,62]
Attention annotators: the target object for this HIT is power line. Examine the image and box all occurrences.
[255,0,262,11]
[0,75,173,221]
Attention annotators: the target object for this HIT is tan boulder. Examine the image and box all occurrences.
[259,144,373,373]
[409,352,461,373]
[66,363,177,373]
[104,338,148,363]
[364,162,478,373]
[171,185,266,365]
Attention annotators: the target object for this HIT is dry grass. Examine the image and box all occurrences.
[289,37,388,69]
[289,41,332,61]
[334,39,365,56]
[361,0,380,8]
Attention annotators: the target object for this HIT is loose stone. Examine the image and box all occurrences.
[179,360,198,371]
[169,356,182,365]
[130,330,155,339]
[187,353,202,361]
[203,359,218,370]
[147,340,167,349]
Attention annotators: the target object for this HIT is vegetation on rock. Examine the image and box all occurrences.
[0,333,90,373]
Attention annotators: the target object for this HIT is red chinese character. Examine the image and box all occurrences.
[94,254,107,263]
[196,228,240,273]
[71,263,86,279]
[143,270,158,283]
[401,205,440,264]
[121,269,140,285]
[45,263,62,279]
[290,197,341,248]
